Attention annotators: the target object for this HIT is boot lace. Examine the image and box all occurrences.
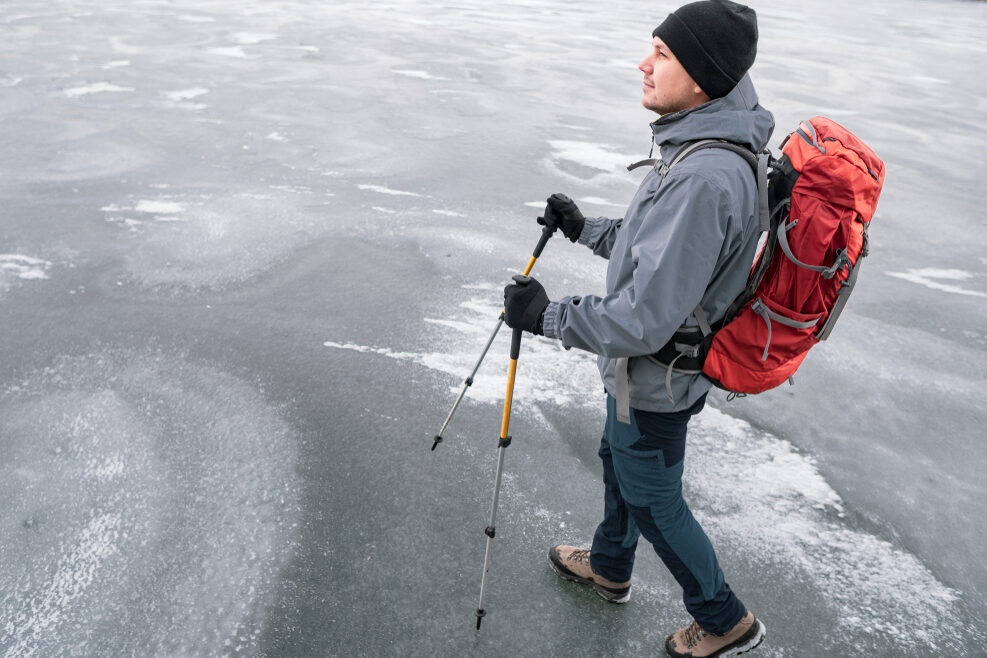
[684,621,707,649]
[568,548,591,565]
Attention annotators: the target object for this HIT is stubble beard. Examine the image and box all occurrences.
[642,94,672,116]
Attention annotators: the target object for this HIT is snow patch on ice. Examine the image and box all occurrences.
[64,82,134,97]
[3,512,122,656]
[324,296,600,409]
[432,209,466,217]
[547,140,633,173]
[0,352,300,655]
[0,255,51,282]
[887,268,986,298]
[1,255,52,294]
[100,60,130,70]
[690,408,962,649]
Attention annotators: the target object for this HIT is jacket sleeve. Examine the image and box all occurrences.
[547,174,736,357]
[577,216,622,259]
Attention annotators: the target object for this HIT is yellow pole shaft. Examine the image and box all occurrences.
[499,358,518,440]
[521,255,538,276]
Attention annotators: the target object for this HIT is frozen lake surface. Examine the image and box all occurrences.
[1,0,985,655]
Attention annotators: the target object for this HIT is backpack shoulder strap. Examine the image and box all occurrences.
[680,141,771,232]
[629,140,771,231]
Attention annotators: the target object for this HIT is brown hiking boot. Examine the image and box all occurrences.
[548,545,631,603]
[664,611,765,657]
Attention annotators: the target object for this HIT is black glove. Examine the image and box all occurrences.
[537,193,585,243]
[504,274,549,335]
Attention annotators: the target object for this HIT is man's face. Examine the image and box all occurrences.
[638,37,710,115]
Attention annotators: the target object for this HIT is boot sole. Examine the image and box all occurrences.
[732,619,766,655]
[548,551,631,604]
[665,618,765,657]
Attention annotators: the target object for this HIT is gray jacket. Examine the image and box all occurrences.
[542,75,775,412]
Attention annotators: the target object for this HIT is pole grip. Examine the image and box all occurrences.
[531,224,556,259]
[510,328,522,361]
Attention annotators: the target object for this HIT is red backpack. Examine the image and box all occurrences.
[645,117,885,396]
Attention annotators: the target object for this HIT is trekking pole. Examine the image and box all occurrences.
[474,322,524,630]
[431,224,555,451]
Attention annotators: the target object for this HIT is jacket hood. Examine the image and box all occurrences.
[651,74,775,160]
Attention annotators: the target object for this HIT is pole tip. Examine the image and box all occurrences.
[430,435,442,451]
[475,608,485,630]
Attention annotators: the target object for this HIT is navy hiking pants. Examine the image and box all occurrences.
[589,394,745,634]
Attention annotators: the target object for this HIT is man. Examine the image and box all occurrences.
[502,1,774,656]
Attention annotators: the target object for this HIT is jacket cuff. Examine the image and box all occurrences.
[577,216,608,247]
[541,301,563,340]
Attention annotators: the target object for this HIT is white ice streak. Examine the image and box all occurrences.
[325,296,600,409]
[268,185,311,194]
[578,196,625,208]
[177,14,216,23]
[391,69,450,81]
[64,82,134,97]
[322,342,419,361]
[164,88,208,102]
[887,268,986,298]
[432,209,466,217]
[356,184,426,197]
[135,200,186,215]
[100,60,130,70]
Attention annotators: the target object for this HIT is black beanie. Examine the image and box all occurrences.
[653,0,758,99]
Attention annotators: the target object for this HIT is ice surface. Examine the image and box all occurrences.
[0,352,300,656]
[1,0,985,654]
